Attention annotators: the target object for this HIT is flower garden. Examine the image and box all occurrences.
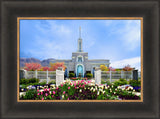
[20,78,141,100]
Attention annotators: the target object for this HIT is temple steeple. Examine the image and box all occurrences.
[79,26,81,38]
[77,26,83,52]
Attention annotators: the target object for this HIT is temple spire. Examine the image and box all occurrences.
[77,26,83,52]
[79,26,81,38]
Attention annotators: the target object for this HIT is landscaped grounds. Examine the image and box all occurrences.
[19,78,141,100]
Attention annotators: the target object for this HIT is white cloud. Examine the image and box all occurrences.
[121,20,141,50]
[110,56,141,71]
[104,20,141,51]
[30,21,76,60]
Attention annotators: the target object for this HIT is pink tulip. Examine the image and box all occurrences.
[67,98,69,100]
[66,94,68,96]
[75,87,77,89]
[68,87,70,90]
[42,97,44,100]
[53,91,55,94]
[56,87,58,90]
[61,84,63,87]
[37,93,40,95]
[41,92,43,95]
[37,89,39,92]
[84,82,87,85]
[63,91,65,94]
[52,95,53,97]
[45,93,48,96]
[49,88,50,91]
[74,83,76,87]
[70,83,72,85]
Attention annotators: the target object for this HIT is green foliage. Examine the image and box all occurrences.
[23,89,37,99]
[21,84,27,89]
[129,80,141,87]
[28,78,39,83]
[86,73,93,78]
[20,79,29,85]
[48,80,56,84]
[20,78,39,85]
[101,79,112,85]
[101,79,106,84]
[39,81,47,86]
[113,78,128,87]
[69,73,75,78]
[106,80,112,85]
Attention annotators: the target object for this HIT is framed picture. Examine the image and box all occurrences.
[1,0,159,119]
[17,17,143,102]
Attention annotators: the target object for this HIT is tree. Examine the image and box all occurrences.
[100,65,108,71]
[109,67,116,71]
[123,65,133,71]
[24,63,41,71]
[123,65,133,80]
[49,62,66,71]
[42,66,50,71]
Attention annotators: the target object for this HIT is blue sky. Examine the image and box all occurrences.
[20,19,141,71]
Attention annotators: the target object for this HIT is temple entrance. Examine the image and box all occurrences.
[77,65,83,77]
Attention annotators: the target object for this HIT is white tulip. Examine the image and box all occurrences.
[97,91,99,95]
[62,95,64,99]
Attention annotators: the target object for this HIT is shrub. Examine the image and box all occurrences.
[101,79,106,84]
[69,73,75,78]
[106,80,112,85]
[20,79,29,85]
[39,81,47,86]
[20,78,39,85]
[48,80,56,84]
[113,78,128,87]
[86,73,93,78]
[28,78,39,83]
[129,80,141,87]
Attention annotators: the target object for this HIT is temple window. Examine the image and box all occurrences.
[78,57,82,62]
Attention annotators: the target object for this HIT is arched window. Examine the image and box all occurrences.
[78,57,82,62]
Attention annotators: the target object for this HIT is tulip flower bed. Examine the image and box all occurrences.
[70,77,88,80]
[20,79,141,100]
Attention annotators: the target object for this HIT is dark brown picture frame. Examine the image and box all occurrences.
[0,0,159,118]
